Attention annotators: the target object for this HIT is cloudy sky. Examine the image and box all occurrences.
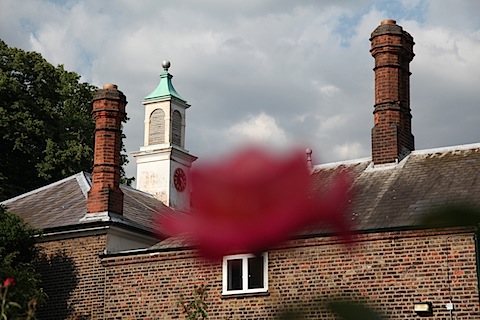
[1,0,479,181]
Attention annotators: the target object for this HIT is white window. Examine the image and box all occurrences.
[222,253,268,295]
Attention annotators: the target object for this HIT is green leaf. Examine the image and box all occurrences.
[8,301,21,309]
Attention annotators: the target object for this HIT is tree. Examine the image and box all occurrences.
[178,284,208,320]
[0,205,43,318]
[0,39,132,201]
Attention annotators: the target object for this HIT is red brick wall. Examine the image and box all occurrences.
[101,228,480,319]
[36,234,108,320]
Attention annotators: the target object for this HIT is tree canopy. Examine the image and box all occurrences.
[0,39,131,201]
[0,205,43,318]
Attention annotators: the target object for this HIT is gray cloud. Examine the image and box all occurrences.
[1,0,478,181]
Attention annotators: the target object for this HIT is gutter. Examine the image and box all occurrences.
[100,244,192,259]
[39,225,109,238]
[34,219,157,240]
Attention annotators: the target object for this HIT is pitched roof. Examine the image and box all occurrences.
[312,143,480,232]
[148,143,480,251]
[3,143,480,249]
[144,69,186,103]
[1,172,172,232]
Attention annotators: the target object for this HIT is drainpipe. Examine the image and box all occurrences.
[474,227,480,307]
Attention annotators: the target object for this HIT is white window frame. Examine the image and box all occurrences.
[222,253,268,296]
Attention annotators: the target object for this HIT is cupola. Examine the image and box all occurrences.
[132,61,197,213]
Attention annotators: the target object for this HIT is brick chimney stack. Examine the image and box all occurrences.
[86,84,127,216]
[370,20,415,165]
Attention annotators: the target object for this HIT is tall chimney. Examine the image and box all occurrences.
[86,84,127,216]
[370,20,415,165]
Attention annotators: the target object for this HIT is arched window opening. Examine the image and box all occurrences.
[172,110,182,146]
[149,109,165,145]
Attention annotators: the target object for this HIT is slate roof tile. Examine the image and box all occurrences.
[3,144,480,251]
[313,144,480,232]
[152,143,480,250]
[1,172,171,232]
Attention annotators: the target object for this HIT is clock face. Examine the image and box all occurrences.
[173,168,187,192]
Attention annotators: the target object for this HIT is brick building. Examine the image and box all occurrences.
[2,20,480,319]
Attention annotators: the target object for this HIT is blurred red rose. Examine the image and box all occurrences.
[157,147,352,259]
[3,277,15,288]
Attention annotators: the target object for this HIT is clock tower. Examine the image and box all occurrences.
[132,61,197,212]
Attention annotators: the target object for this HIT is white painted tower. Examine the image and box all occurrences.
[132,61,197,212]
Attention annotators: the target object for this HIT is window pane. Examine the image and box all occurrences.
[227,259,242,291]
[248,256,264,289]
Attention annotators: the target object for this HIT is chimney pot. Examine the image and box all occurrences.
[103,84,118,89]
[381,19,396,25]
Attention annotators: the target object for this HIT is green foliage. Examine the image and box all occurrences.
[178,284,208,320]
[0,206,43,318]
[1,280,37,320]
[0,39,133,201]
[120,132,135,187]
[0,39,95,200]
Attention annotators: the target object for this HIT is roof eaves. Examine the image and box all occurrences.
[78,211,157,234]
[100,244,192,259]
[39,218,157,240]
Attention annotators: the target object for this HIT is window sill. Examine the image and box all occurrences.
[221,291,270,299]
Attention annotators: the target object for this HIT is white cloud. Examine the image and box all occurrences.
[401,0,423,10]
[320,84,341,97]
[227,113,288,147]
[317,114,349,137]
[333,142,366,160]
[311,80,341,97]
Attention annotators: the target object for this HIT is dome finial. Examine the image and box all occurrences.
[162,60,171,71]
[144,60,186,102]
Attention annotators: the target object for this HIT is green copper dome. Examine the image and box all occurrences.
[144,61,186,102]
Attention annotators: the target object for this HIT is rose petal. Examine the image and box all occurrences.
[156,147,353,259]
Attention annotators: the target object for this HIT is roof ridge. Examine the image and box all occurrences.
[1,172,86,205]
[411,142,480,155]
[313,157,371,171]
[311,142,480,170]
